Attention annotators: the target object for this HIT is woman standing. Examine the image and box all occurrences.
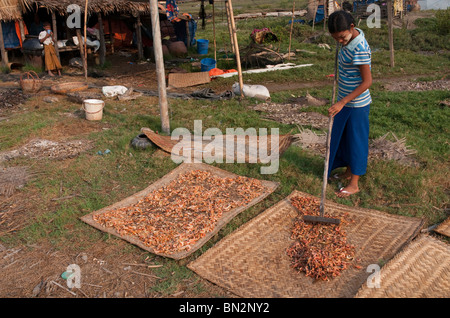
[38,21,62,76]
[327,11,373,197]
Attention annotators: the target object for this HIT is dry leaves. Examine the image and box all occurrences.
[286,195,360,281]
[93,170,266,255]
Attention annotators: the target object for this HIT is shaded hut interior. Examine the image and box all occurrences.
[0,0,195,69]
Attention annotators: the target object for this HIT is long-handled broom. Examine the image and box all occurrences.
[303,42,341,225]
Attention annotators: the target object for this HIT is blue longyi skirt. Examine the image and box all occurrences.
[327,105,370,178]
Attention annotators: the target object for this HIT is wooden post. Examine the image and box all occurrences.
[312,0,318,30]
[51,12,60,60]
[226,0,244,98]
[212,2,216,61]
[288,2,295,61]
[76,29,87,77]
[0,22,8,67]
[83,0,89,80]
[185,20,190,48]
[225,1,235,54]
[149,0,170,135]
[323,0,327,31]
[108,18,114,53]
[97,12,106,66]
[136,13,144,60]
[387,0,395,67]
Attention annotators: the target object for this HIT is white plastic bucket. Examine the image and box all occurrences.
[83,99,104,121]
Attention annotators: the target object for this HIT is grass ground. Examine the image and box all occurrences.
[0,8,449,298]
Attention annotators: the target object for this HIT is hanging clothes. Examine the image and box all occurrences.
[15,21,28,48]
[166,0,181,22]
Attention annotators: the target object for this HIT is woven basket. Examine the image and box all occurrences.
[20,71,42,93]
[50,82,89,95]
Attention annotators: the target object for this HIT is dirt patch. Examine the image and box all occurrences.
[249,94,329,129]
[382,79,450,92]
[0,239,236,298]
[0,89,30,115]
[36,118,108,141]
[0,166,33,197]
[0,139,94,162]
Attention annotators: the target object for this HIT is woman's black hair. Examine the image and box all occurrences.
[328,10,355,33]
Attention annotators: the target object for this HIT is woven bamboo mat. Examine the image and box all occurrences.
[140,127,294,164]
[435,216,450,237]
[355,235,450,298]
[188,190,424,298]
[168,72,210,88]
[80,163,278,260]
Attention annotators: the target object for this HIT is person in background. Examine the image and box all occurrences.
[326,10,373,198]
[165,0,188,46]
[39,21,62,76]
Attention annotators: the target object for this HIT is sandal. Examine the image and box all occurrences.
[336,187,359,198]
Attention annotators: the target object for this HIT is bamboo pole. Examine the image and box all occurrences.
[387,0,395,67]
[226,0,244,98]
[51,12,60,60]
[136,13,144,60]
[212,2,216,61]
[225,1,235,54]
[288,2,295,61]
[76,29,86,75]
[0,22,8,67]
[97,12,106,66]
[83,0,88,80]
[149,0,170,134]
[312,0,318,30]
[185,20,190,48]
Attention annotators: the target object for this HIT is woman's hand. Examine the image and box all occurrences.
[328,100,345,117]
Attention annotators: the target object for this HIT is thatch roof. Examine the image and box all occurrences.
[26,0,153,16]
[0,0,29,21]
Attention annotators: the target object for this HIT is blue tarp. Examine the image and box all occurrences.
[288,5,325,25]
[1,21,20,49]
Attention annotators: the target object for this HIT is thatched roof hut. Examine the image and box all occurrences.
[27,0,156,17]
[0,0,29,21]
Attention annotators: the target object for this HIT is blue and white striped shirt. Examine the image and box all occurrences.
[337,28,372,108]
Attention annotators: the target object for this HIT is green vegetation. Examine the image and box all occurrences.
[0,9,449,296]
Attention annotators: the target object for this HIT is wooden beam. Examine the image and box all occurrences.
[76,29,87,77]
[149,0,170,134]
[312,0,318,30]
[83,0,89,80]
[136,13,144,60]
[97,12,106,65]
[225,1,235,54]
[212,2,216,61]
[185,20,190,48]
[51,12,60,60]
[226,0,244,98]
[288,2,295,61]
[0,22,8,67]
[387,0,395,67]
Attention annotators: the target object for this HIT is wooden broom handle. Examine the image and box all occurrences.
[320,42,339,215]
